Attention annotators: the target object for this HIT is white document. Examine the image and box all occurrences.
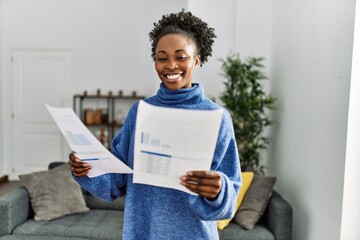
[46,104,133,177]
[133,100,223,195]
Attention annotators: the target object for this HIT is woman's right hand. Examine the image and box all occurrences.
[68,151,92,177]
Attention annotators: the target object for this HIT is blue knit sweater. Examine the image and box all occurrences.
[75,83,241,240]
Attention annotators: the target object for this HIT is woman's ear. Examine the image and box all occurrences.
[194,55,201,68]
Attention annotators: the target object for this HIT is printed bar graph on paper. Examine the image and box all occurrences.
[65,131,91,146]
[141,132,150,144]
[151,138,161,146]
[141,132,171,148]
[75,133,91,145]
[65,131,81,145]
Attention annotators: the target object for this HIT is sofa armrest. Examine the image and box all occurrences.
[262,191,293,240]
[0,187,31,237]
[84,192,126,210]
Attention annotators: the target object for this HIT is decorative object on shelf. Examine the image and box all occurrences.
[118,90,123,96]
[94,109,103,124]
[83,90,88,96]
[132,91,137,97]
[84,109,95,124]
[220,54,277,174]
[108,91,112,96]
[84,108,108,125]
[101,109,109,123]
[96,89,101,96]
[96,128,109,149]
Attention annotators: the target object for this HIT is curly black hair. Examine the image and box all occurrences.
[149,9,217,67]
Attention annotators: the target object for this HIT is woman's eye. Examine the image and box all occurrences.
[177,56,188,60]
[157,58,167,62]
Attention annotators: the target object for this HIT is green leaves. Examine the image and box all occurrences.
[220,54,276,174]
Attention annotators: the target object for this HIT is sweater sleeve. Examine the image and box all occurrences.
[72,105,137,201]
[188,110,242,220]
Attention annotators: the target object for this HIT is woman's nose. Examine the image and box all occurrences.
[166,59,178,70]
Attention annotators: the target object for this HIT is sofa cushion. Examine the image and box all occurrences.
[234,176,276,230]
[217,171,254,230]
[18,164,89,221]
[11,209,123,240]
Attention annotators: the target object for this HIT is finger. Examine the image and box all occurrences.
[69,160,91,168]
[182,171,222,188]
[72,169,90,178]
[68,152,91,168]
[70,165,91,173]
[69,151,76,160]
[69,151,80,162]
[183,176,221,187]
[187,171,220,179]
[182,178,220,192]
[184,182,213,193]
[180,176,218,191]
[70,165,91,176]
[183,183,218,199]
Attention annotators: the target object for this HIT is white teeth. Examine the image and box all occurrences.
[166,74,181,79]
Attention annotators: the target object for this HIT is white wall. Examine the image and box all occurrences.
[341,1,360,239]
[189,0,273,102]
[1,0,181,97]
[270,0,356,239]
[190,0,273,171]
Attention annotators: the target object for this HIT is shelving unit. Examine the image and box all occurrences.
[73,93,145,149]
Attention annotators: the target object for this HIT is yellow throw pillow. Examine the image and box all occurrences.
[217,171,255,230]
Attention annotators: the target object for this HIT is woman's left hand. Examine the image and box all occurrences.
[180,171,222,200]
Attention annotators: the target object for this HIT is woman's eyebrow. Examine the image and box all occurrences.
[156,50,167,55]
[175,49,187,53]
[157,49,188,54]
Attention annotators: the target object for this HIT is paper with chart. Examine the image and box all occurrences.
[133,100,223,195]
[46,104,133,177]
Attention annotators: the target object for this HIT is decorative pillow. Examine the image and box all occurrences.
[234,175,276,230]
[18,164,89,221]
[217,171,255,230]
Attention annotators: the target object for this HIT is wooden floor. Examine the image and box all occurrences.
[0,177,23,197]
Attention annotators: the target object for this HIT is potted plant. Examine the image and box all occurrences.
[220,54,276,174]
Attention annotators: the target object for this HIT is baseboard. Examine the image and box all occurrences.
[0,175,9,185]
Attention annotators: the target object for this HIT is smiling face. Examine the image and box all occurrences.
[155,34,200,90]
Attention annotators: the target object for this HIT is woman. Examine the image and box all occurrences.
[68,9,241,240]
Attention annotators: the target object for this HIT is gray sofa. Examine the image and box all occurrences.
[0,163,292,240]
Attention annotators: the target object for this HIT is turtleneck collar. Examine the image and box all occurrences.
[156,83,205,106]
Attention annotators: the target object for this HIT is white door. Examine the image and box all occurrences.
[11,49,73,177]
